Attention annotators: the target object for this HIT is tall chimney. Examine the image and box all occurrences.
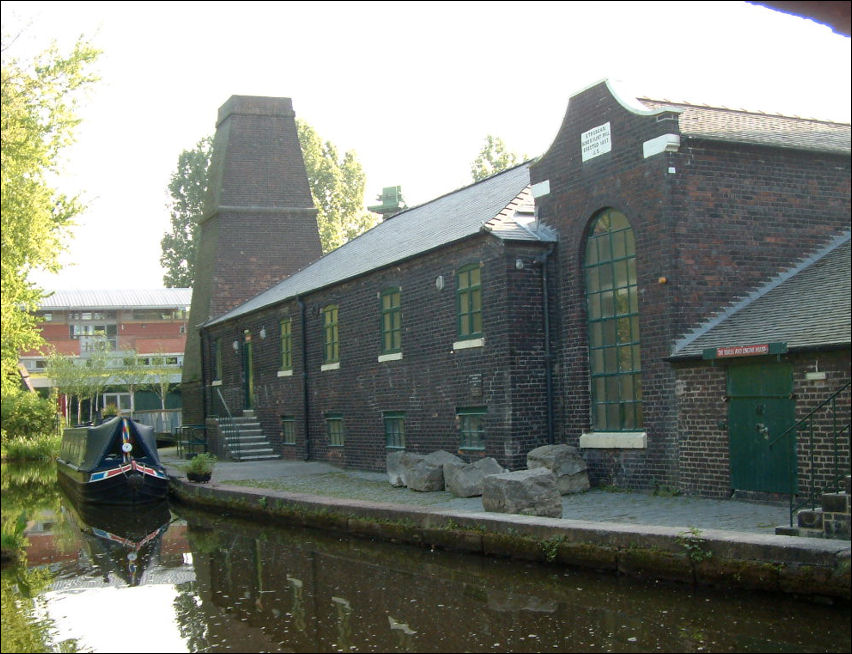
[181,96,322,425]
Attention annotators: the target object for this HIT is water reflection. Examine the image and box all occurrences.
[173,505,850,653]
[59,494,171,586]
[2,460,850,653]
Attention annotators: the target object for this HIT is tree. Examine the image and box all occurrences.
[1,34,99,395]
[470,135,525,182]
[160,136,213,288]
[46,351,90,425]
[110,350,149,417]
[160,121,377,285]
[143,352,177,411]
[296,120,379,253]
[77,332,111,422]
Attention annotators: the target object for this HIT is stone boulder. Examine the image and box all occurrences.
[526,444,590,495]
[481,468,563,518]
[386,451,425,487]
[444,457,506,497]
[406,450,465,492]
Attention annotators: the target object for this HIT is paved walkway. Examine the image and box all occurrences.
[158,449,791,535]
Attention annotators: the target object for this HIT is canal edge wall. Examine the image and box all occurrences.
[167,474,851,601]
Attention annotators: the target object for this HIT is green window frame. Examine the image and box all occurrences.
[457,407,486,451]
[380,287,402,354]
[326,413,344,447]
[456,263,482,339]
[281,415,296,445]
[584,208,643,431]
[214,338,223,380]
[322,305,339,364]
[279,318,293,371]
[383,411,406,449]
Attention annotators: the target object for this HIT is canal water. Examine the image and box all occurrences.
[2,461,850,653]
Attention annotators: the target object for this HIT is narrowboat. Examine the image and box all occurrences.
[57,416,169,505]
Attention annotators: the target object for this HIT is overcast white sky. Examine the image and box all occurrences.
[3,1,850,291]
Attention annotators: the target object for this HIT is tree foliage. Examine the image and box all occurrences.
[1,34,99,395]
[160,136,213,288]
[296,119,379,253]
[160,121,377,286]
[470,135,525,182]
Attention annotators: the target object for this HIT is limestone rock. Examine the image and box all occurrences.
[406,450,465,492]
[444,457,505,497]
[527,444,590,495]
[386,451,424,487]
[482,468,563,518]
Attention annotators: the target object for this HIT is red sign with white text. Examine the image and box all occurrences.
[715,344,769,358]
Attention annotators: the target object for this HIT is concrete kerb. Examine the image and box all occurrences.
[166,473,851,601]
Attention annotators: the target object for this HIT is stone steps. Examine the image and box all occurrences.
[218,411,280,461]
[776,476,851,540]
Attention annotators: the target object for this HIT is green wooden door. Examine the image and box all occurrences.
[728,362,796,493]
[242,340,254,409]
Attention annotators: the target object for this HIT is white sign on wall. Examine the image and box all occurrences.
[581,122,612,162]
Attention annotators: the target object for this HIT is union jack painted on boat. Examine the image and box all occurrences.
[88,460,167,483]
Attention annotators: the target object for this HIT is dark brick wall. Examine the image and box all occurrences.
[203,235,553,472]
[183,96,322,426]
[673,351,851,498]
[530,80,851,492]
[531,81,682,490]
[667,142,851,339]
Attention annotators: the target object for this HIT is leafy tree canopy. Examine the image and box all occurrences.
[160,121,377,287]
[470,135,526,182]
[160,136,212,288]
[1,33,100,395]
[296,119,379,253]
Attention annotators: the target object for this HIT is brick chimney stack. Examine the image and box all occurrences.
[182,96,322,424]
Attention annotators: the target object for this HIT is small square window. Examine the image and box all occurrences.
[457,407,486,451]
[383,412,405,449]
[326,413,344,447]
[281,416,296,445]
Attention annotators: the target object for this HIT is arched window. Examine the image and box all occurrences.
[584,208,642,431]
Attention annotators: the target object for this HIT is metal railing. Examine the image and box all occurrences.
[213,386,241,460]
[133,408,181,435]
[770,380,851,526]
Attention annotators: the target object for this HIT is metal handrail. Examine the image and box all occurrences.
[214,386,241,460]
[770,380,851,526]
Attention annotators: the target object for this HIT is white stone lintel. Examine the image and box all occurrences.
[453,337,484,351]
[580,432,647,449]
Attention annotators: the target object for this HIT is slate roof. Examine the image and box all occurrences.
[40,289,192,310]
[639,99,851,155]
[671,232,851,359]
[206,162,554,327]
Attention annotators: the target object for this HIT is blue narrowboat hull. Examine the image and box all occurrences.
[57,417,170,506]
[57,459,169,505]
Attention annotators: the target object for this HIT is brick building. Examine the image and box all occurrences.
[22,288,191,424]
[185,81,850,498]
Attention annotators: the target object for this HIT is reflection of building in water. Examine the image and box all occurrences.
[388,615,418,651]
[331,596,352,651]
[177,508,849,652]
[287,575,306,632]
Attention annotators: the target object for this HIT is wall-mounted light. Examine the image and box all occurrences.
[515,258,524,270]
[435,275,445,290]
[232,340,240,352]
[259,326,267,339]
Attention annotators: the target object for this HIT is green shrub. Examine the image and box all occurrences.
[1,432,62,461]
[0,391,58,442]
